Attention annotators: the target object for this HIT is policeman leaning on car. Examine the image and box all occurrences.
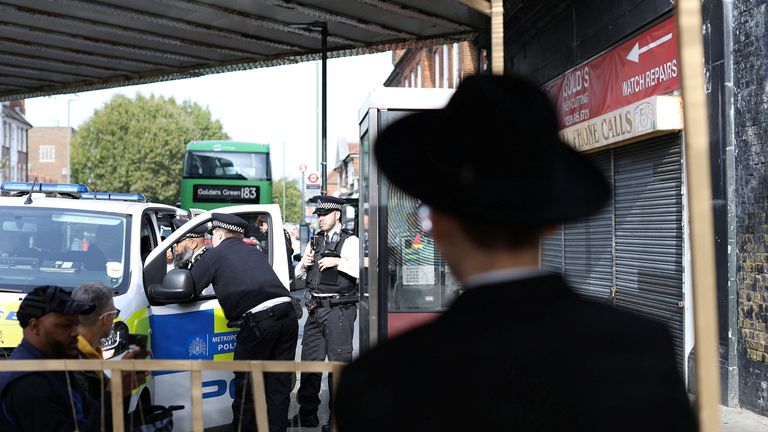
[188,213,298,432]
[290,195,359,431]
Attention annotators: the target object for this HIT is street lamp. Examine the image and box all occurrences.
[302,22,328,195]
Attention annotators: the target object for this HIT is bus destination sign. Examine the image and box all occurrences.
[193,185,260,203]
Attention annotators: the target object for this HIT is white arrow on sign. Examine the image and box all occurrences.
[626,33,672,63]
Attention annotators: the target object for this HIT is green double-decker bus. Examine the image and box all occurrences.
[179,140,272,211]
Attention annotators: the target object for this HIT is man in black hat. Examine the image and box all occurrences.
[334,75,696,431]
[290,195,359,431]
[0,285,100,431]
[170,218,209,270]
[189,213,298,432]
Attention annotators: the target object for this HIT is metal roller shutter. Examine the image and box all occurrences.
[541,227,563,272]
[539,135,685,369]
[613,135,684,367]
[562,152,614,304]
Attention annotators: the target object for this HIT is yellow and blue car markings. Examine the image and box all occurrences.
[0,297,23,348]
[150,307,238,367]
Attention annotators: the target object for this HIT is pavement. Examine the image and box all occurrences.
[721,405,768,431]
[285,290,768,431]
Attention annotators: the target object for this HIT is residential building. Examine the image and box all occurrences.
[332,140,359,199]
[384,42,482,89]
[0,100,30,182]
[28,127,74,183]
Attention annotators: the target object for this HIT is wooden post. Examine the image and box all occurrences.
[491,0,504,75]
[250,361,270,432]
[675,1,722,430]
[109,363,125,432]
[191,365,204,432]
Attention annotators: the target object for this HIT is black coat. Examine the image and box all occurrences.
[335,274,697,432]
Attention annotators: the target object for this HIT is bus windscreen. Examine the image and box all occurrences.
[183,151,270,181]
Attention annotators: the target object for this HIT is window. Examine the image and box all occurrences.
[417,64,423,88]
[434,49,441,88]
[452,43,460,88]
[39,145,55,162]
[442,44,449,88]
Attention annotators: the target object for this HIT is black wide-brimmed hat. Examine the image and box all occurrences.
[17,285,95,328]
[374,74,610,225]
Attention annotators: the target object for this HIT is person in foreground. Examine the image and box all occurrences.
[333,75,697,431]
[0,285,98,431]
[72,282,148,429]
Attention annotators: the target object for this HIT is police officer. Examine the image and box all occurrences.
[170,219,208,270]
[290,196,359,430]
[189,213,298,432]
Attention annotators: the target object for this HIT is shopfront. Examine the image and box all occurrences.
[539,17,690,372]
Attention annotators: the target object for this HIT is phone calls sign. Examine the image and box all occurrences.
[544,17,680,129]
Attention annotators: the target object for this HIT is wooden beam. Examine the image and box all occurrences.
[675,1,722,431]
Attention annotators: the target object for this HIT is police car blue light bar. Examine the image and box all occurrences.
[0,182,89,194]
[81,192,147,202]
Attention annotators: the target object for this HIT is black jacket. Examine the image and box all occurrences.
[191,237,289,320]
[335,274,697,432]
[0,339,102,432]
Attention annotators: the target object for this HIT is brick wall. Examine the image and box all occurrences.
[28,127,72,183]
[384,42,477,88]
[733,0,768,416]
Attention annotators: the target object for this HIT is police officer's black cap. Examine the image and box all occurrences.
[312,195,345,216]
[374,75,610,225]
[17,285,95,328]
[209,213,249,236]
[172,218,208,240]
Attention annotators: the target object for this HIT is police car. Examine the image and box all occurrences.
[0,182,292,431]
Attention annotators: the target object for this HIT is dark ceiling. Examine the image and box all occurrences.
[0,0,488,101]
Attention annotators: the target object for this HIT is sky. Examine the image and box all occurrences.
[24,52,394,181]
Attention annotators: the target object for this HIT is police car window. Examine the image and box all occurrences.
[0,208,131,294]
[239,213,271,263]
[140,215,157,262]
[155,211,178,240]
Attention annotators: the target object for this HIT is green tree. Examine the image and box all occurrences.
[71,94,229,204]
[272,177,302,223]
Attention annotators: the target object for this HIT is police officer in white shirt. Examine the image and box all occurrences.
[290,195,359,431]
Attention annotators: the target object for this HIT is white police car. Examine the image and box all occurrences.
[0,182,292,431]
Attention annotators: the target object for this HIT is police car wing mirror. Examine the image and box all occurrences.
[148,269,196,304]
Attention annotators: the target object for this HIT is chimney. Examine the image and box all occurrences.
[9,100,25,115]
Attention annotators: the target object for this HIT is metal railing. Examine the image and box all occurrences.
[1,359,344,432]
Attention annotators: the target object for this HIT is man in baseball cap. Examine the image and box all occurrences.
[0,285,100,430]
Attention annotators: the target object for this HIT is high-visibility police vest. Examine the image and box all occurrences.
[308,228,357,294]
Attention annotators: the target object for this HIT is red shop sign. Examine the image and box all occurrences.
[544,17,680,129]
